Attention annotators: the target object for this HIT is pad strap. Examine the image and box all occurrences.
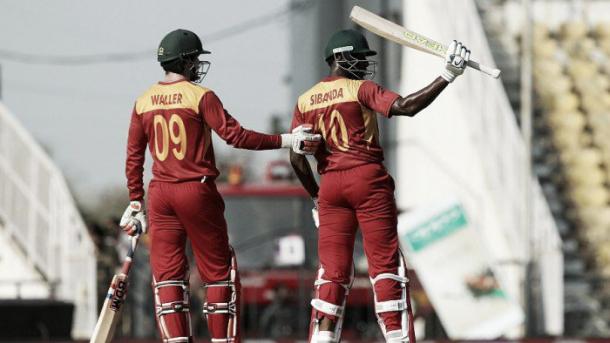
[211,338,235,343]
[157,300,190,316]
[154,280,190,316]
[204,281,235,288]
[370,273,409,285]
[375,299,407,313]
[314,278,351,290]
[163,337,190,343]
[311,298,344,317]
[204,301,236,315]
[202,280,238,316]
[385,329,409,343]
[311,330,337,343]
[156,280,189,289]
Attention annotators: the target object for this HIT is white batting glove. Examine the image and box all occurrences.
[441,40,470,82]
[119,201,147,236]
[312,197,319,229]
[281,124,322,155]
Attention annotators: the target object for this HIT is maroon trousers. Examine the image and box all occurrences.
[316,163,403,331]
[148,180,235,341]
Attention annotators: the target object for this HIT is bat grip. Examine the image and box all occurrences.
[467,60,501,79]
[127,234,140,259]
[119,234,140,275]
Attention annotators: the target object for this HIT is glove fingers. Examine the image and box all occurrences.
[446,40,457,62]
[123,221,135,235]
[465,49,471,63]
[455,42,463,55]
[292,124,313,133]
[302,140,319,148]
[302,134,322,141]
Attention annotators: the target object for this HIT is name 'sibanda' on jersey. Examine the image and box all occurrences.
[310,88,344,105]
[151,93,183,106]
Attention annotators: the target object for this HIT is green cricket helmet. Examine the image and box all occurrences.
[324,29,377,62]
[157,29,210,64]
[324,29,377,80]
[158,29,211,83]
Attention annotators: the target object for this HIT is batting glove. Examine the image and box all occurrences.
[281,124,322,155]
[441,40,470,82]
[312,197,320,229]
[119,201,147,236]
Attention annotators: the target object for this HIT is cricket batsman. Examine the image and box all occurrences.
[289,29,470,343]
[120,29,321,343]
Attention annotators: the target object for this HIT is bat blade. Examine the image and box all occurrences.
[90,274,130,343]
[350,5,447,58]
[350,6,501,79]
[90,235,139,343]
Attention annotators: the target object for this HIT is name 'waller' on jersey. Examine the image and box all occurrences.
[151,93,184,106]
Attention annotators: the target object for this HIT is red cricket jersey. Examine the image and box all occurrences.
[126,80,281,200]
[290,76,400,174]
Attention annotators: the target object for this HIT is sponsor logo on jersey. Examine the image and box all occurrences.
[151,93,183,106]
[310,88,344,106]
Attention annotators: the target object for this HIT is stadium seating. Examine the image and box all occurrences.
[477,0,610,334]
[532,21,610,281]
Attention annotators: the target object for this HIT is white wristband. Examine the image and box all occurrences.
[440,70,455,83]
[281,134,293,148]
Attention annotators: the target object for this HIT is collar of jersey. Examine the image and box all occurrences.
[321,75,347,82]
[158,79,188,85]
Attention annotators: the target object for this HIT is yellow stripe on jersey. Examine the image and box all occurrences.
[362,105,380,149]
[297,78,365,113]
[135,81,211,115]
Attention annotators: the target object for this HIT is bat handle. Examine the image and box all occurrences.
[466,59,501,79]
[119,235,140,275]
[127,234,140,259]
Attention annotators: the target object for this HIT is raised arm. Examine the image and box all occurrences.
[389,40,470,117]
[389,77,448,117]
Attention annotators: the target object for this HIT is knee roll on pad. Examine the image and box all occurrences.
[153,278,192,343]
[309,266,354,343]
[370,250,416,343]
[202,246,241,343]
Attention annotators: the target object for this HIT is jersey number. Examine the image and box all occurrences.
[153,114,187,161]
[318,110,350,152]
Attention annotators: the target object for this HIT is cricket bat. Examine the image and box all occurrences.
[90,234,140,343]
[350,6,501,79]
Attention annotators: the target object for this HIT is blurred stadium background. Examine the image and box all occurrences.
[0,0,609,341]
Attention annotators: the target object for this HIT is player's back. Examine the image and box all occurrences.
[292,76,399,174]
[134,80,218,183]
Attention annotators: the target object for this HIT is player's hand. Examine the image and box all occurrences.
[281,124,322,155]
[119,201,147,236]
[311,197,319,229]
[441,40,470,82]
